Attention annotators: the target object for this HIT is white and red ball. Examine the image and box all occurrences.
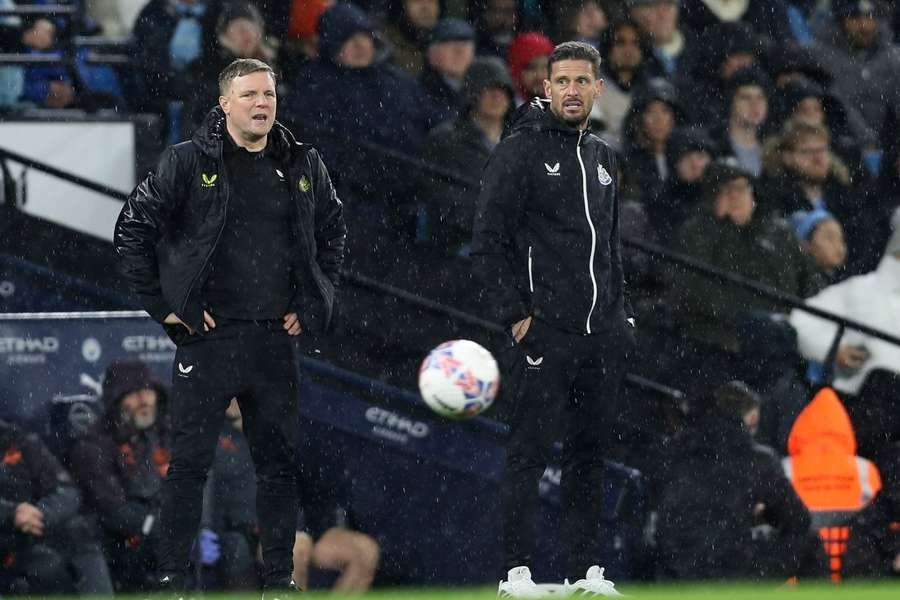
[418,340,500,419]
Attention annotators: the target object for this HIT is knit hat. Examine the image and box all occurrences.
[791,207,836,241]
[216,2,264,37]
[703,157,752,201]
[317,2,375,63]
[102,360,165,413]
[725,66,771,104]
[832,0,878,20]
[288,0,332,39]
[429,18,475,46]
[463,56,514,111]
[507,32,555,99]
[886,207,900,256]
[665,127,716,170]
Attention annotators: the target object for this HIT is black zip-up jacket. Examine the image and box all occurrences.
[114,107,346,343]
[472,98,631,334]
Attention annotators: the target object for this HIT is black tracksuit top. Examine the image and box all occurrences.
[472,98,631,334]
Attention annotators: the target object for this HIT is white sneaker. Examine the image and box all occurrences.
[564,565,622,596]
[498,566,546,598]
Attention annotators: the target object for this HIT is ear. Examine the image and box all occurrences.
[219,95,229,114]
[594,77,604,96]
[543,78,551,100]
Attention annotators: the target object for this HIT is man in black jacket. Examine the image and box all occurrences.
[114,58,346,593]
[473,41,634,595]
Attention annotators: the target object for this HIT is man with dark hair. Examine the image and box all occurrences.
[474,40,632,597]
[114,57,347,594]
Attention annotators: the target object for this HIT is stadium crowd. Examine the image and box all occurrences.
[1,0,900,594]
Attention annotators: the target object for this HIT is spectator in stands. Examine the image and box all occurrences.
[68,360,169,592]
[130,0,208,123]
[620,77,680,203]
[86,0,147,37]
[283,0,333,79]
[0,0,23,109]
[843,442,900,578]
[593,17,652,148]
[781,386,882,581]
[789,210,900,459]
[812,0,900,137]
[198,399,260,591]
[657,379,822,580]
[291,417,379,592]
[686,21,761,126]
[646,126,715,244]
[711,67,770,177]
[506,32,554,105]
[180,2,277,139]
[791,207,847,292]
[551,0,608,48]
[473,0,518,58]
[383,0,441,76]
[680,0,793,41]
[420,18,476,125]
[628,0,697,79]
[17,17,77,109]
[670,159,816,395]
[0,419,80,595]
[285,2,437,256]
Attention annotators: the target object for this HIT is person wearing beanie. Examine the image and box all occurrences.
[67,360,170,591]
[811,0,900,136]
[628,0,698,80]
[669,157,815,395]
[419,17,476,124]
[790,206,900,456]
[506,31,555,105]
[473,0,518,58]
[594,17,653,148]
[383,0,441,76]
[711,66,770,177]
[791,207,847,292]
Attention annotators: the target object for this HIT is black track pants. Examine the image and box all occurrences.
[157,321,300,586]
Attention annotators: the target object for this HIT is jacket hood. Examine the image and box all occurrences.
[102,360,167,415]
[463,56,514,112]
[317,3,376,65]
[192,106,301,160]
[787,387,857,457]
[504,98,584,138]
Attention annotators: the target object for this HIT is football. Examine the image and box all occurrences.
[418,340,500,419]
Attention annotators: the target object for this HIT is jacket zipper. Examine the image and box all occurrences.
[527,245,534,293]
[576,130,598,334]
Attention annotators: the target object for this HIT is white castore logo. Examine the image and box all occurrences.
[526,355,544,368]
[597,163,612,186]
[177,362,194,376]
[544,162,560,176]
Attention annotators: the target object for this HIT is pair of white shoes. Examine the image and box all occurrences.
[498,565,622,598]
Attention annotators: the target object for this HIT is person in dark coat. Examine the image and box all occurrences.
[656,387,823,580]
[68,360,170,592]
[709,66,770,178]
[679,0,793,41]
[0,420,81,595]
[419,18,476,126]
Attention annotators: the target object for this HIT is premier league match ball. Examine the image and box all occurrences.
[418,340,500,419]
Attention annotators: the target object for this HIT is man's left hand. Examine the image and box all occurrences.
[283,313,302,336]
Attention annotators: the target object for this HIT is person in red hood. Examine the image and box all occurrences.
[506,32,555,104]
[782,386,882,581]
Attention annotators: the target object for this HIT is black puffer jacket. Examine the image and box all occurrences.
[472,98,631,334]
[114,107,346,343]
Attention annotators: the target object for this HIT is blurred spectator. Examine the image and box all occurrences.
[0,419,79,595]
[0,0,22,108]
[670,159,816,394]
[781,387,881,581]
[17,17,77,109]
[285,2,437,274]
[506,31,553,105]
[131,0,208,122]
[646,126,715,243]
[621,77,680,202]
[179,2,277,139]
[843,442,900,578]
[627,0,698,79]
[68,360,169,592]
[811,0,900,138]
[472,0,518,58]
[420,17,475,124]
[791,207,847,292]
[656,380,822,580]
[789,211,900,459]
[551,0,608,47]
[711,67,769,177]
[680,0,792,41]
[86,0,148,37]
[593,17,652,147]
[283,0,333,80]
[685,21,761,126]
[198,399,261,591]
[384,0,441,75]
[713,380,763,439]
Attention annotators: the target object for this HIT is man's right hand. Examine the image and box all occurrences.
[511,316,533,343]
[835,344,869,371]
[164,311,217,334]
[14,502,44,537]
